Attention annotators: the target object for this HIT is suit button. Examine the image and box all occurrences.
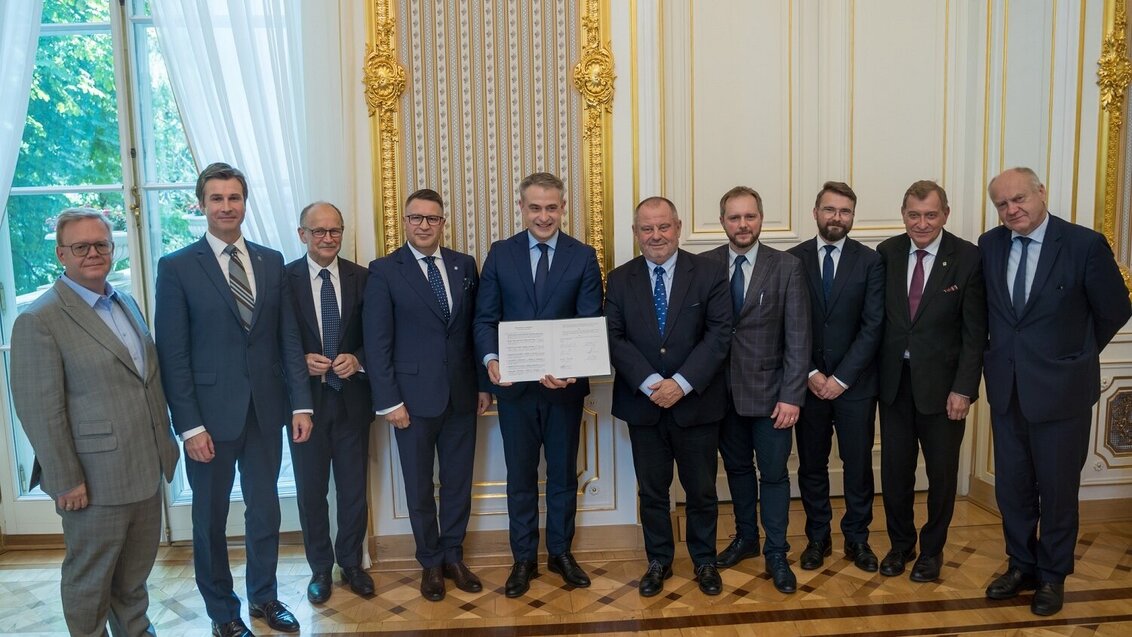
[660,347,667,354]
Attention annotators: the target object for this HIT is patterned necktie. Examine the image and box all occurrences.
[730,254,747,321]
[318,269,342,390]
[224,244,254,331]
[908,249,927,319]
[424,256,451,323]
[534,243,550,306]
[822,244,836,303]
[653,265,668,335]
[1012,236,1032,317]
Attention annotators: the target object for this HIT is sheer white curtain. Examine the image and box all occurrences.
[0,1,43,211]
[152,0,308,257]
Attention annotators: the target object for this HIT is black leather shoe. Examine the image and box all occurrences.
[845,542,879,573]
[307,570,332,604]
[341,565,375,596]
[504,560,539,598]
[715,536,761,568]
[765,553,797,594]
[421,565,445,601]
[986,566,1039,599]
[879,548,917,577]
[547,552,591,587]
[248,600,299,633]
[443,561,483,593]
[800,538,832,571]
[211,619,254,637]
[910,553,941,582]
[638,560,673,597]
[1031,581,1064,616]
[695,563,723,596]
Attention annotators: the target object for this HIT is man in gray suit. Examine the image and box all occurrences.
[705,186,811,594]
[11,208,180,637]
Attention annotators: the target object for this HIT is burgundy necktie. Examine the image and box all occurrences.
[908,249,927,318]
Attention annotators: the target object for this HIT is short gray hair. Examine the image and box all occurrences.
[54,207,112,243]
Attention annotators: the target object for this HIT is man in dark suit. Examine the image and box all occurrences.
[285,201,373,604]
[786,182,884,574]
[11,208,180,636]
[473,172,603,598]
[705,186,810,594]
[876,180,986,584]
[156,162,313,637]
[606,196,731,597]
[980,167,1130,615]
[365,189,491,602]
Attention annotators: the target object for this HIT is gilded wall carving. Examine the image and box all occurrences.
[1097,0,1132,293]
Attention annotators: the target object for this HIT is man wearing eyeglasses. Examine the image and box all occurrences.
[364,189,491,601]
[11,207,180,636]
[155,162,313,637]
[474,173,604,598]
[283,201,374,605]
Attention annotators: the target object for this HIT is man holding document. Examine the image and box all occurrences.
[605,196,732,597]
[473,172,604,598]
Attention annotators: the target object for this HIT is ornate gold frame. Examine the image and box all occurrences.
[363,0,615,269]
[1096,0,1132,293]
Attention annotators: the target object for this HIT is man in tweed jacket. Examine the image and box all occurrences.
[704,186,811,595]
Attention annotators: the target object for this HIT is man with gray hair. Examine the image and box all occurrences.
[11,207,180,636]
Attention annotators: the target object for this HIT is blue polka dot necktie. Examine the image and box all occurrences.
[653,265,667,336]
[318,269,342,390]
[424,256,451,323]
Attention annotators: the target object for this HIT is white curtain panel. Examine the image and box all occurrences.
[0,0,43,210]
[153,0,308,258]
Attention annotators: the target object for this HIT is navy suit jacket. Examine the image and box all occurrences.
[155,236,312,440]
[787,237,885,400]
[979,214,1131,421]
[365,245,487,417]
[606,250,731,427]
[876,230,986,415]
[285,256,373,424]
[473,230,603,404]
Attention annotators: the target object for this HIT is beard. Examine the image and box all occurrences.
[819,222,848,242]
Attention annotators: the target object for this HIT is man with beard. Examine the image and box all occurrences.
[787,182,884,573]
[705,186,810,594]
[605,196,731,597]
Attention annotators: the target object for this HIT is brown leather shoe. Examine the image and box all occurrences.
[443,561,483,593]
[421,565,445,601]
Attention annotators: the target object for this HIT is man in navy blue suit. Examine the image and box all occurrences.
[787,182,884,575]
[284,201,373,605]
[980,167,1130,616]
[365,189,491,602]
[156,162,313,637]
[473,172,603,598]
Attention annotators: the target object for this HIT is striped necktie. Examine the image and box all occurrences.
[225,244,254,331]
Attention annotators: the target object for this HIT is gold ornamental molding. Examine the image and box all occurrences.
[1096,0,1132,293]
[573,0,616,276]
[363,0,407,256]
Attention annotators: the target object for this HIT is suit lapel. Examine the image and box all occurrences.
[338,261,360,330]
[115,292,154,380]
[827,240,856,311]
[987,229,1013,318]
[743,244,774,318]
[1022,216,1062,319]
[53,281,141,378]
[913,232,953,322]
[631,258,662,338]
[662,251,694,342]
[194,238,243,327]
[541,234,576,312]
[245,242,268,330]
[395,246,447,323]
[291,263,320,339]
[443,248,464,324]
[797,242,825,314]
[891,235,912,322]
[512,232,538,310]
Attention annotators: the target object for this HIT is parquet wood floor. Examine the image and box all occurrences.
[1,499,1129,636]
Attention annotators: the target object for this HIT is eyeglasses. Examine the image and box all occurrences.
[405,214,445,227]
[303,227,344,239]
[59,241,113,257]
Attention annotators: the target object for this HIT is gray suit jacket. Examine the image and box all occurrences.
[704,243,811,416]
[11,279,180,505]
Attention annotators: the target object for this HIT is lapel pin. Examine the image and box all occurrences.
[942,261,948,267]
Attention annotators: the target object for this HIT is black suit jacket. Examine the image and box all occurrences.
[787,237,885,400]
[606,250,732,426]
[285,256,373,423]
[876,230,987,414]
[979,214,1131,421]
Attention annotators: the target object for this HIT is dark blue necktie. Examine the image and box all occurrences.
[1013,236,1032,316]
[424,256,451,323]
[730,254,747,321]
[534,243,550,306]
[822,244,836,303]
[318,269,342,390]
[653,265,667,335]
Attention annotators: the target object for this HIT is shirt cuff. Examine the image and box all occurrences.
[808,369,820,378]
[180,426,206,441]
[375,402,404,416]
[483,354,499,367]
[639,373,664,396]
[292,409,313,415]
[832,376,849,389]
[672,373,693,396]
